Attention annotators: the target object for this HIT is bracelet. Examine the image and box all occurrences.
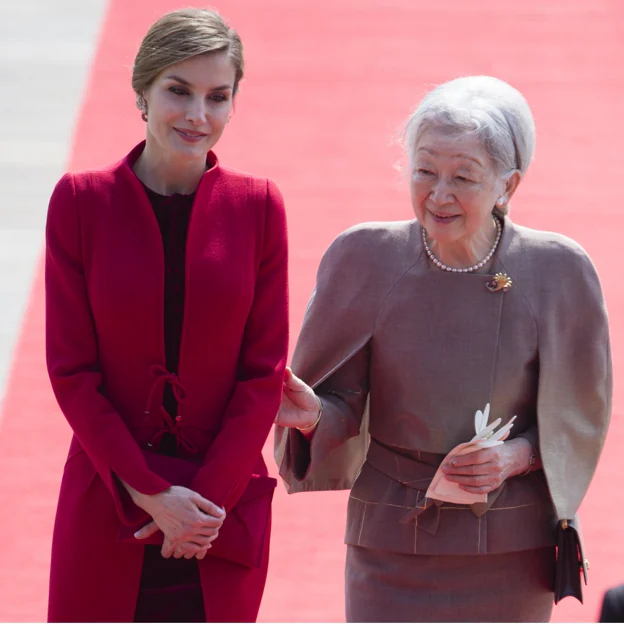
[296,396,323,433]
[521,448,537,476]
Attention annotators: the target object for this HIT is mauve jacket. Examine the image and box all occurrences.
[46,142,288,622]
[275,217,611,556]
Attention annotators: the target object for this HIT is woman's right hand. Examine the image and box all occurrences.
[129,485,225,558]
[275,367,321,430]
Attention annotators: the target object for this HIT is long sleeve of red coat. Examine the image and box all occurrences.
[45,174,171,524]
[189,180,289,512]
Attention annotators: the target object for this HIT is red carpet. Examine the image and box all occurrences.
[0,1,622,621]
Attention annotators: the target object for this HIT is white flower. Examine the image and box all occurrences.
[471,403,517,447]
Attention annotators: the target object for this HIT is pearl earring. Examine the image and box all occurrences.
[496,197,506,207]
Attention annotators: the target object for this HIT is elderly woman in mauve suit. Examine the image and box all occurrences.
[275,76,611,623]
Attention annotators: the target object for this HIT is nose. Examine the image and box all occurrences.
[429,178,454,205]
[185,97,208,126]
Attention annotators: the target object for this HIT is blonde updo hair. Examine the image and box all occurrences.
[132,8,244,115]
[402,76,536,217]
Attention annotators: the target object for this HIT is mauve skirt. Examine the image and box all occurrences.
[346,546,556,623]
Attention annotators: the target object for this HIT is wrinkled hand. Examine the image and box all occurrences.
[442,437,532,494]
[275,367,321,431]
[130,485,225,559]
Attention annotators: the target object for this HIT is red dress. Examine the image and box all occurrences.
[45,142,288,622]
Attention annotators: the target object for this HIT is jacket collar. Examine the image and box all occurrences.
[119,140,220,194]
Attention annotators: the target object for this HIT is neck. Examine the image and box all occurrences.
[428,217,499,270]
[133,139,207,195]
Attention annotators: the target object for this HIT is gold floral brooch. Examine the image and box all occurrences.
[486,273,513,293]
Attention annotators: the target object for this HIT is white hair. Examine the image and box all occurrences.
[403,76,536,178]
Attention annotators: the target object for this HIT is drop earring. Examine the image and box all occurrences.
[138,95,148,122]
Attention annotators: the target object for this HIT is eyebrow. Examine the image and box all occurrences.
[164,75,233,91]
[417,147,484,168]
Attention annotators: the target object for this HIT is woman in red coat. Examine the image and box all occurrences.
[45,8,288,622]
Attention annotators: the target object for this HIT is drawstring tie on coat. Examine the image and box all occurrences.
[144,364,197,454]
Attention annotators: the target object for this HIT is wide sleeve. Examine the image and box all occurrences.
[533,243,612,520]
[275,227,386,493]
[189,179,289,512]
[45,174,172,525]
[289,342,371,481]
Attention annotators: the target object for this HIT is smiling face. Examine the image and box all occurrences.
[411,125,508,245]
[142,51,236,165]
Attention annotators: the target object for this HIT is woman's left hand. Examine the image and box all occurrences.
[162,534,216,560]
[442,438,532,494]
[136,520,220,559]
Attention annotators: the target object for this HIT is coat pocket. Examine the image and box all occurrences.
[208,473,277,568]
[117,451,277,568]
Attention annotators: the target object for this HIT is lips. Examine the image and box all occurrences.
[174,128,208,141]
[428,209,460,223]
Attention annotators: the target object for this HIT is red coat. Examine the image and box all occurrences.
[45,142,289,622]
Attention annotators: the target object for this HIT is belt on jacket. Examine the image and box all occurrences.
[366,438,505,535]
[144,365,198,455]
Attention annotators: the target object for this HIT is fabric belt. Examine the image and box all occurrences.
[366,438,505,535]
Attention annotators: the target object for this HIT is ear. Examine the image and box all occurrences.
[503,169,522,202]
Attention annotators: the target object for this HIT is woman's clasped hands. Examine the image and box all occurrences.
[127,484,226,560]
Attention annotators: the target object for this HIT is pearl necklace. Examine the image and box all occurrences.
[422,217,502,273]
